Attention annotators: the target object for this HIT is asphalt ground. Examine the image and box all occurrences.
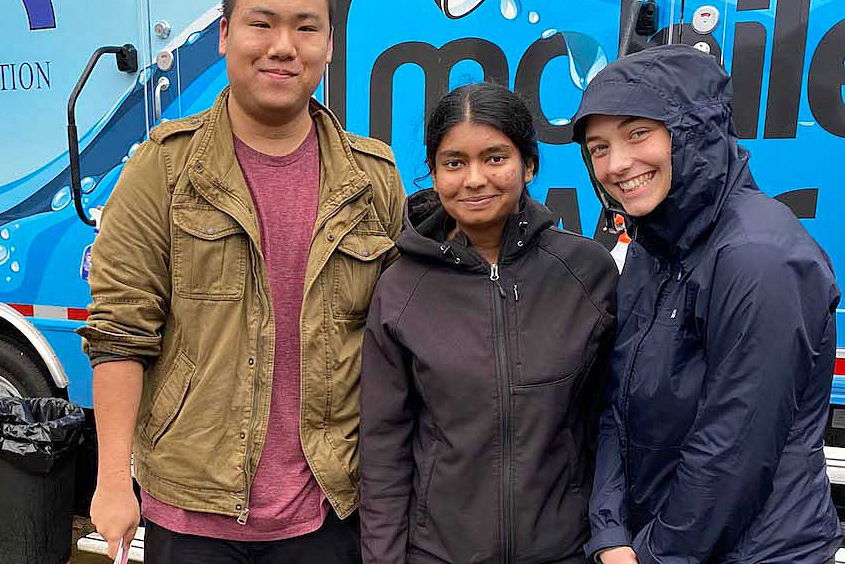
[70,516,111,564]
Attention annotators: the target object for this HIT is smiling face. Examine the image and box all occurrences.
[584,115,672,217]
[219,0,333,125]
[433,120,534,239]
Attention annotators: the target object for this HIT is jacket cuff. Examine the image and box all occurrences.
[90,354,149,369]
[584,526,632,561]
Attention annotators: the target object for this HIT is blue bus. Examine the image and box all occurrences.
[2,0,845,553]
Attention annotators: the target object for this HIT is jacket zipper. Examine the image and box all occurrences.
[621,264,673,487]
[239,246,267,525]
[490,264,513,561]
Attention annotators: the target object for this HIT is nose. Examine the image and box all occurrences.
[606,145,633,178]
[267,28,296,60]
[464,161,486,189]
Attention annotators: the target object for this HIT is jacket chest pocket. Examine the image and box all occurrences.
[330,227,394,320]
[172,203,247,301]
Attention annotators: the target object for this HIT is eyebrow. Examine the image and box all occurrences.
[246,8,322,21]
[437,145,513,158]
[585,116,648,143]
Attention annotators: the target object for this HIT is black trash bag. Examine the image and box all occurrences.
[0,397,85,475]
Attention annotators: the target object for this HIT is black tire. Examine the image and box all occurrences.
[0,336,56,397]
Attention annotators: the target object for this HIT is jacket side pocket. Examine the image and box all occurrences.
[144,352,196,448]
[416,439,439,526]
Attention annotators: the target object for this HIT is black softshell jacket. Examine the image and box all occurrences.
[360,190,618,563]
[573,45,842,563]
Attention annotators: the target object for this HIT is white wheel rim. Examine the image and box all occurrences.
[0,375,22,397]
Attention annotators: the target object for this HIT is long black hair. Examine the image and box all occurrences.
[425,82,540,177]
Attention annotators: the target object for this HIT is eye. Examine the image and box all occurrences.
[299,25,319,32]
[250,21,271,28]
[588,144,608,157]
[630,128,650,140]
[488,154,507,164]
[441,159,463,169]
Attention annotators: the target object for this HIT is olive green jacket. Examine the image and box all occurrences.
[79,88,404,520]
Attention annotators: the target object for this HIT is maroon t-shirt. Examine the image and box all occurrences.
[142,125,325,541]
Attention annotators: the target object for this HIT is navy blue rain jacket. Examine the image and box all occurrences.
[572,45,842,563]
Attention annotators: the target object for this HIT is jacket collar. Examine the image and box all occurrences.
[398,189,553,272]
[186,88,372,247]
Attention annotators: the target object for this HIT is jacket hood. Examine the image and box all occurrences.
[572,44,754,263]
[397,188,554,271]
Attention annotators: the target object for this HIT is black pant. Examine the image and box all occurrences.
[144,511,362,564]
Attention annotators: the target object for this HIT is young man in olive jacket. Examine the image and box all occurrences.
[78,0,404,561]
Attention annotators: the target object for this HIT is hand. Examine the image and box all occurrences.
[90,479,140,559]
[599,546,638,564]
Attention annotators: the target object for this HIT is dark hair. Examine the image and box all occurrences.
[222,0,335,25]
[425,82,540,178]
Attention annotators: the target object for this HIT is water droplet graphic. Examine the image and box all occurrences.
[10,261,20,273]
[187,31,202,45]
[5,277,10,283]
[81,176,97,194]
[528,11,540,24]
[541,28,559,39]
[436,0,485,18]
[0,246,8,266]
[500,0,519,20]
[551,118,571,126]
[799,121,815,127]
[0,229,9,240]
[137,67,152,85]
[561,32,608,90]
[52,186,72,211]
[128,142,141,158]
[123,156,129,163]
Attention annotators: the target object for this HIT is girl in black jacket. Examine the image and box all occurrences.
[573,45,841,564]
[360,83,618,563]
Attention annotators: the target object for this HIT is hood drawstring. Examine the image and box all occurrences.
[440,244,461,265]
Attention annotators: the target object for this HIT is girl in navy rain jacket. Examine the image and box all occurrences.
[571,45,841,564]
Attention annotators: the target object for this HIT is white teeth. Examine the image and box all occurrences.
[619,172,654,192]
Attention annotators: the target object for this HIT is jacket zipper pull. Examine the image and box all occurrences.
[237,507,250,525]
[513,284,519,301]
[490,264,506,299]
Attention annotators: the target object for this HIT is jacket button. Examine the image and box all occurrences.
[516,240,524,247]
[248,358,255,366]
[327,233,335,242]
[239,432,246,440]
[206,227,215,235]
[195,161,204,171]
[235,504,242,510]
[361,250,370,257]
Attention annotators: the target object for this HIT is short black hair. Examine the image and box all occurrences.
[425,82,540,177]
[221,0,335,25]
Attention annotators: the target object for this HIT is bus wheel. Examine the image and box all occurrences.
[0,336,55,397]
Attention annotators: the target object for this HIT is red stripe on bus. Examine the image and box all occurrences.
[67,308,89,321]
[836,358,845,376]
[9,303,34,316]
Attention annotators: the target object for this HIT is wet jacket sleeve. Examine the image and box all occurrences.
[360,287,415,563]
[585,402,632,559]
[77,140,171,364]
[632,242,828,563]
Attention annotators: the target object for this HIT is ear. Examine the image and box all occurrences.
[218,17,229,56]
[326,28,334,65]
[523,160,535,184]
